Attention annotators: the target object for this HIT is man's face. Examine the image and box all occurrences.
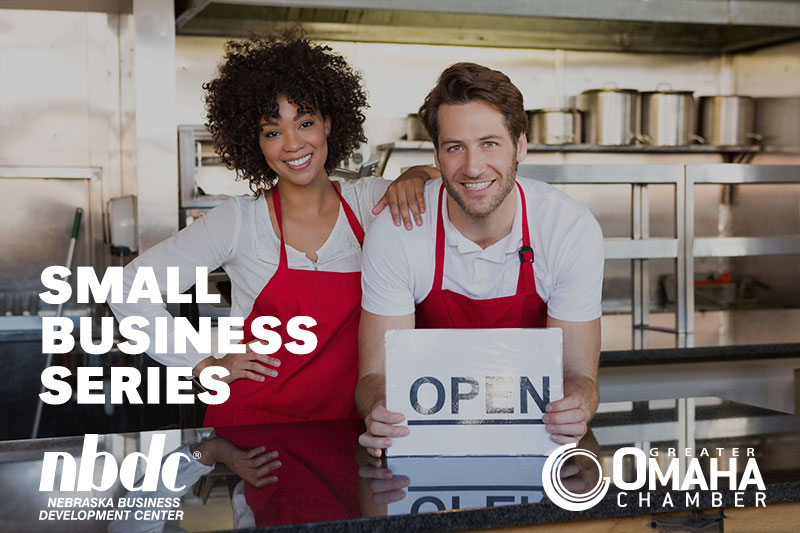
[433,100,526,219]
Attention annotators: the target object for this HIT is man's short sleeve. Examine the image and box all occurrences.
[361,210,417,316]
[546,212,604,322]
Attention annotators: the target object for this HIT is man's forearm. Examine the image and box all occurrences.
[355,373,386,418]
[564,374,599,418]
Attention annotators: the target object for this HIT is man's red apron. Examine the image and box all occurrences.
[415,182,548,329]
[205,183,362,427]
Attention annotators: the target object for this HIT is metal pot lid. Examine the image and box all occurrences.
[526,108,581,114]
[640,90,694,95]
[698,94,754,99]
[579,88,638,94]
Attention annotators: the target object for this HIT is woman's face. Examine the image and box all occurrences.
[258,94,331,187]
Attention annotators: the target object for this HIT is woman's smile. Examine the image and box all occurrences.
[259,94,331,186]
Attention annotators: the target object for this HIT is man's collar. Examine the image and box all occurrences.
[443,184,523,263]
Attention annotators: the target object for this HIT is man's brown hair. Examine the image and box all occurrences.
[418,62,527,147]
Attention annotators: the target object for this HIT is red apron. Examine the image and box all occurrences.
[415,182,548,328]
[215,420,362,527]
[205,183,363,427]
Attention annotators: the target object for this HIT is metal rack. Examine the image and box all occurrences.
[395,140,762,156]
[517,164,687,349]
[518,164,800,349]
[685,165,800,347]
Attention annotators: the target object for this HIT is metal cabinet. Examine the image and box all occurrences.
[519,163,800,349]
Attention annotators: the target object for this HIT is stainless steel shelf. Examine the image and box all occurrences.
[694,236,800,257]
[518,164,683,184]
[605,239,679,260]
[395,140,763,154]
[688,164,800,183]
[522,163,800,350]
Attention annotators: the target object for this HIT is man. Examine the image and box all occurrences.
[356,63,604,458]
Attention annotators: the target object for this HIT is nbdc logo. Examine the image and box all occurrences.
[39,434,191,492]
[542,443,611,511]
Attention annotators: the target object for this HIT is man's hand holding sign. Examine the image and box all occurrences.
[356,62,603,457]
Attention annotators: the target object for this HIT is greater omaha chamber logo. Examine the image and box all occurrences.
[543,443,766,512]
[542,443,611,511]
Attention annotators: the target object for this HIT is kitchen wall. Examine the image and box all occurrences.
[1,10,797,348]
[0,8,131,315]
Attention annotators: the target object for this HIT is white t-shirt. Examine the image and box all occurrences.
[361,177,604,322]
[108,177,390,368]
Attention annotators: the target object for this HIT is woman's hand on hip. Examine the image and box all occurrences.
[194,344,281,384]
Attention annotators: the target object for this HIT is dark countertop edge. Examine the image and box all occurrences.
[600,343,800,367]
[4,331,799,368]
[223,484,800,533]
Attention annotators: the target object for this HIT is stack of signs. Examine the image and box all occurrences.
[384,328,563,457]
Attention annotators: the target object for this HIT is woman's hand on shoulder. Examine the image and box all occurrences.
[372,165,440,230]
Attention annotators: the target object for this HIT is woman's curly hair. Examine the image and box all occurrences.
[203,27,368,196]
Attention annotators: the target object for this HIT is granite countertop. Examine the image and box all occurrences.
[2,396,800,532]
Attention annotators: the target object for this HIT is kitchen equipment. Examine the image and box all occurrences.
[108,195,138,256]
[640,86,696,146]
[698,95,759,146]
[527,108,582,145]
[406,113,430,141]
[577,88,640,145]
[32,207,82,439]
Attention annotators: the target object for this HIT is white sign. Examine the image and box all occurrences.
[387,456,546,515]
[385,328,563,456]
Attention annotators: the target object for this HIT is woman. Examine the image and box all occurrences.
[110,28,434,427]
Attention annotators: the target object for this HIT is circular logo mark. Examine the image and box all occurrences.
[542,443,611,511]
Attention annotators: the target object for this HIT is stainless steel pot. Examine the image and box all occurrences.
[406,113,430,141]
[640,88,696,146]
[577,88,640,145]
[527,108,582,145]
[698,96,758,146]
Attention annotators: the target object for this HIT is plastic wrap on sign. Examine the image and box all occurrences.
[386,456,546,515]
[385,328,563,457]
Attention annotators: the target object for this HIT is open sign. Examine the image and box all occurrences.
[385,328,563,456]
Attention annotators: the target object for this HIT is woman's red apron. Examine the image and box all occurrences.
[415,182,548,329]
[205,183,363,427]
[215,420,362,527]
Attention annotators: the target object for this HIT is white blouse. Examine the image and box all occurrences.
[108,177,390,368]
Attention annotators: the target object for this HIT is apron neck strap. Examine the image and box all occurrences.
[515,181,536,295]
[332,182,365,245]
[433,185,447,290]
[272,185,289,268]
